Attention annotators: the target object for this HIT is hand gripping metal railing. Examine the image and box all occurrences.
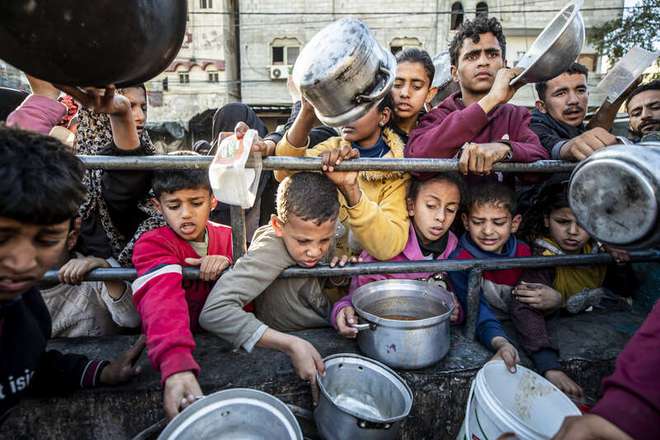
[66,155,658,338]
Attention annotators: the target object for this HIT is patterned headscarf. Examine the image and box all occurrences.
[75,92,164,266]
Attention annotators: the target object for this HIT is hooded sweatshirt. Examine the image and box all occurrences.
[447,234,531,347]
[530,109,586,159]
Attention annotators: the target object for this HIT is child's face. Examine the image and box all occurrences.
[121,87,147,136]
[341,104,391,146]
[0,217,70,301]
[392,61,436,120]
[272,214,336,268]
[407,180,460,245]
[451,32,505,97]
[545,207,590,253]
[462,202,521,253]
[153,188,217,242]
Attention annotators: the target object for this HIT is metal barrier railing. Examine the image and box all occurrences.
[71,155,657,338]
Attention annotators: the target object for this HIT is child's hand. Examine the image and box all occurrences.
[513,282,562,311]
[26,74,60,100]
[449,292,462,324]
[285,336,326,405]
[603,245,631,264]
[233,121,275,156]
[329,254,362,267]
[58,256,109,285]
[458,142,511,175]
[56,85,131,117]
[99,335,145,385]
[335,306,359,339]
[491,336,519,373]
[185,256,231,282]
[163,370,204,420]
[320,146,361,205]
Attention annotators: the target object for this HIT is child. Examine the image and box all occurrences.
[406,16,547,176]
[42,217,140,337]
[511,180,608,397]
[332,173,465,337]
[200,172,342,404]
[447,182,530,371]
[275,95,410,261]
[131,169,232,419]
[0,127,143,425]
[391,48,438,142]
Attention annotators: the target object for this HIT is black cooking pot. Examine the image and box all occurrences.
[0,0,187,87]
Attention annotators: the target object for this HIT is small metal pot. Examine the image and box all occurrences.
[511,1,585,86]
[569,142,660,249]
[158,388,303,440]
[351,279,454,369]
[314,353,413,440]
[292,18,396,127]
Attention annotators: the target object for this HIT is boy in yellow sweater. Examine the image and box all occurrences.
[275,95,410,261]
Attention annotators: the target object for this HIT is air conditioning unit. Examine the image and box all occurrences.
[269,65,291,80]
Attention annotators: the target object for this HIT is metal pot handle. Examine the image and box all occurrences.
[357,419,393,430]
[355,65,395,104]
[350,322,375,332]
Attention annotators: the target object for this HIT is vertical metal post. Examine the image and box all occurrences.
[230,205,247,260]
[464,269,482,339]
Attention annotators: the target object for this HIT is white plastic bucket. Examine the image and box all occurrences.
[457,361,581,440]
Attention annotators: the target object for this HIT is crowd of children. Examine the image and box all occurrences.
[1,14,658,440]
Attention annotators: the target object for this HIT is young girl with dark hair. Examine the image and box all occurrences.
[332,173,465,337]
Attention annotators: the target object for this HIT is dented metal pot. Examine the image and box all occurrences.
[569,142,660,249]
[292,18,396,127]
[350,279,455,369]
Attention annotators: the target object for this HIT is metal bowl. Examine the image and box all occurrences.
[158,389,303,440]
[511,1,585,86]
[0,0,187,87]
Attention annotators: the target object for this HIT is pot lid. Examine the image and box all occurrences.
[158,388,303,440]
[569,156,657,245]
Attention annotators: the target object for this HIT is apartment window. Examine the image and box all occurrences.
[200,0,212,9]
[271,37,302,66]
[162,77,169,91]
[178,72,190,84]
[451,2,464,30]
[476,2,488,17]
[389,37,422,55]
[208,71,219,82]
[390,46,403,55]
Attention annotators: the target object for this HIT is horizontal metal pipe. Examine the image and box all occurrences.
[78,155,576,173]
[41,251,660,282]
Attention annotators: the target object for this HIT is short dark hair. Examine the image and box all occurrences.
[0,126,86,224]
[626,79,660,110]
[519,178,570,241]
[449,16,506,67]
[277,172,339,225]
[153,169,211,198]
[535,63,589,101]
[378,92,395,113]
[466,181,517,215]
[407,172,466,207]
[396,47,436,84]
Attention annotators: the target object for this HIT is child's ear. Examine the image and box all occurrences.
[511,214,523,234]
[406,198,415,217]
[461,213,470,230]
[380,107,392,127]
[210,194,218,211]
[66,217,82,251]
[426,87,438,105]
[151,197,163,214]
[535,100,547,113]
[543,215,550,229]
[271,214,285,237]
[450,65,459,84]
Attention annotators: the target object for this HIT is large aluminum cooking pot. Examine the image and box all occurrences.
[351,279,455,369]
[511,1,585,86]
[314,353,413,440]
[158,388,303,440]
[0,0,187,87]
[292,18,396,127]
[569,142,660,249]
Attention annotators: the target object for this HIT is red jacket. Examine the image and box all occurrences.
[591,301,660,440]
[405,92,548,162]
[131,222,232,382]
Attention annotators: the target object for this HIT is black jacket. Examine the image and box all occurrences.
[0,288,107,424]
[530,109,586,156]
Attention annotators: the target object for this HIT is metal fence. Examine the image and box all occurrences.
[67,155,659,337]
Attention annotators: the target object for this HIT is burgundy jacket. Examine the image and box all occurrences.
[405,92,548,163]
[591,301,660,440]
